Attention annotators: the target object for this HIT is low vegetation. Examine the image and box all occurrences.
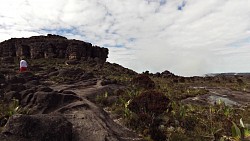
[1,58,250,140]
[0,99,20,131]
[94,70,250,141]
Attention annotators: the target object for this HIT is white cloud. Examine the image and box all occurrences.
[1,0,250,76]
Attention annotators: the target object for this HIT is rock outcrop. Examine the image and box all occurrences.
[2,114,72,141]
[0,69,141,141]
[0,35,142,141]
[0,34,108,63]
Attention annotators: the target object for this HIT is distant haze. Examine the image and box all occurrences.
[1,0,250,76]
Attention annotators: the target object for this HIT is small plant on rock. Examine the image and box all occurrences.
[0,99,21,128]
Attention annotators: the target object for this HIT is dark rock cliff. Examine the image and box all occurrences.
[0,34,108,63]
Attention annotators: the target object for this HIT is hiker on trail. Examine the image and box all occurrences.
[20,59,28,72]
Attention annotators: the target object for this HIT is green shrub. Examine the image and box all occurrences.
[131,74,155,89]
[127,90,172,141]
[0,99,20,127]
[128,90,171,117]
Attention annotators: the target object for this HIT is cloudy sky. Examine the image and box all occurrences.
[1,0,250,76]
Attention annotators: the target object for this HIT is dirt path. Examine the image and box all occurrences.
[50,79,142,141]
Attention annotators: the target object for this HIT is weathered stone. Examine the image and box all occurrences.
[4,91,20,101]
[80,72,94,80]
[0,89,4,99]
[16,71,38,82]
[5,84,26,93]
[24,80,40,88]
[57,68,84,79]
[6,75,26,84]
[21,91,81,114]
[47,71,59,77]
[1,57,14,64]
[0,34,108,63]
[2,114,72,141]
[36,85,53,92]
[0,72,5,83]
[19,89,34,100]
[100,78,117,86]
[60,90,77,95]
[65,59,79,65]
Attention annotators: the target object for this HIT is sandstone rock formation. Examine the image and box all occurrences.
[0,34,108,63]
[0,68,141,141]
[2,114,72,141]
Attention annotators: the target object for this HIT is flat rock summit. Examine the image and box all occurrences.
[0,34,108,63]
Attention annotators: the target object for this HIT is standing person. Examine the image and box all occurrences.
[20,59,28,72]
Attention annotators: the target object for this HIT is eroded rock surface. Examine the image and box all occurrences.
[0,34,108,63]
[0,71,141,141]
[2,114,72,141]
[0,35,140,141]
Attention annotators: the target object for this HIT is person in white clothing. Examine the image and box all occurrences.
[20,59,28,72]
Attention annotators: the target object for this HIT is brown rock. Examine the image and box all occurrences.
[0,34,108,63]
[2,114,72,141]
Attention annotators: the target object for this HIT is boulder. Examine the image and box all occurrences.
[2,114,72,141]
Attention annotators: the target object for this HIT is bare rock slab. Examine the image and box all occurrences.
[2,114,72,141]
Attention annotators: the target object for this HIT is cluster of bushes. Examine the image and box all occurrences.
[94,73,250,141]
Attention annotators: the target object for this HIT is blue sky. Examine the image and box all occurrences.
[1,0,250,76]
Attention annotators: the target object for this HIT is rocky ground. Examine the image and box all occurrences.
[1,35,250,141]
[1,58,250,141]
[0,58,141,141]
[182,87,250,107]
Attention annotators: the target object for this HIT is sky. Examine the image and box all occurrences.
[1,0,250,76]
